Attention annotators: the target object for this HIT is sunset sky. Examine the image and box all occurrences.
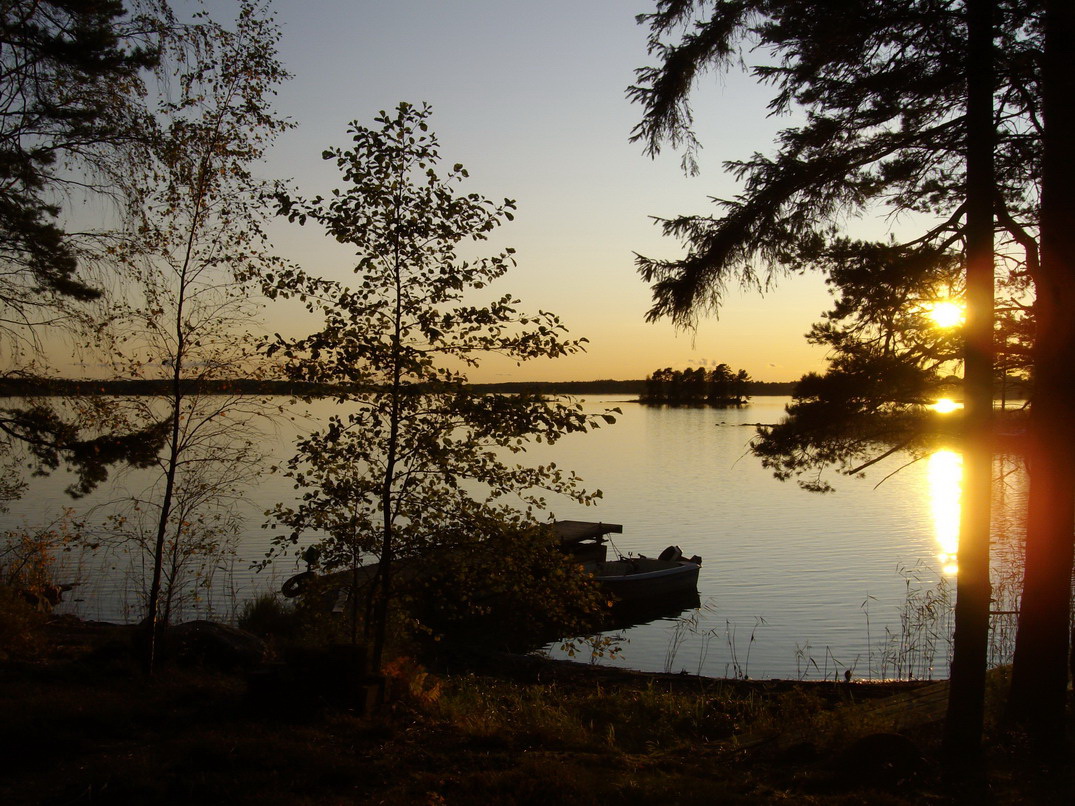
[241,0,850,383]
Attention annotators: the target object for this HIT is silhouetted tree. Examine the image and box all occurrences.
[0,0,162,327]
[630,0,1038,326]
[943,0,995,763]
[264,103,613,672]
[0,1,174,503]
[643,368,666,401]
[1006,0,1075,748]
[683,366,707,401]
[641,362,751,405]
[751,244,967,490]
[629,0,1045,755]
[733,369,751,404]
[708,363,731,404]
[97,0,292,674]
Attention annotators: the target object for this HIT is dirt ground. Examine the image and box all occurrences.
[0,617,1071,805]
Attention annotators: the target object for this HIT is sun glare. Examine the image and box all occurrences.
[931,398,960,414]
[924,300,964,328]
[928,449,962,575]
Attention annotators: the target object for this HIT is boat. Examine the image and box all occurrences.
[593,554,702,602]
[553,520,702,604]
[281,520,702,611]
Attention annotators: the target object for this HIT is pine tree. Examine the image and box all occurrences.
[628,0,1067,752]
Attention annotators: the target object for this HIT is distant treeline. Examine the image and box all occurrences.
[640,365,761,406]
[0,376,797,398]
[471,379,796,396]
[466,379,644,395]
[0,378,337,397]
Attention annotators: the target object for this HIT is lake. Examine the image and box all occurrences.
[1,395,1027,680]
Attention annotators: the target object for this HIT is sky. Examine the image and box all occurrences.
[236,0,840,383]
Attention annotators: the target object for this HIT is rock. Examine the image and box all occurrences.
[166,620,267,670]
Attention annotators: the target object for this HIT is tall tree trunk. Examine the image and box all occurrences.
[1007,0,1075,748]
[144,386,183,675]
[142,154,211,675]
[943,0,994,766]
[370,185,407,675]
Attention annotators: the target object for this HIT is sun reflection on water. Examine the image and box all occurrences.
[931,398,961,414]
[928,449,962,575]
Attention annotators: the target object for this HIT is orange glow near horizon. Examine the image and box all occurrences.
[928,449,962,575]
[924,300,965,329]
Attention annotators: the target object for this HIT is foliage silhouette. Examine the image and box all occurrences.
[263,102,614,672]
[94,0,292,673]
[628,0,1067,754]
[641,364,751,406]
[0,0,162,318]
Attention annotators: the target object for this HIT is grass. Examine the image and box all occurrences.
[0,600,1071,805]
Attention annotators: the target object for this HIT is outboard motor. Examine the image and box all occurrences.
[657,545,683,562]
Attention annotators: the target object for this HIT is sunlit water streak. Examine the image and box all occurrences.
[929,449,962,575]
[1,396,1026,679]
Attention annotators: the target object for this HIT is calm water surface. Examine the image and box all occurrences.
[533,397,1023,680]
[2,396,1026,679]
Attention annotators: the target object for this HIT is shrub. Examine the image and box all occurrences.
[0,584,47,660]
[237,593,300,640]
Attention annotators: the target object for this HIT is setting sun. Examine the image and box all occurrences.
[924,300,965,328]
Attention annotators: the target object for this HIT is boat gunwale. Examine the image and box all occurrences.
[595,559,701,584]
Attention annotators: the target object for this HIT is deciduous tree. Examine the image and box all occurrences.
[98,0,291,672]
[264,103,613,672]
